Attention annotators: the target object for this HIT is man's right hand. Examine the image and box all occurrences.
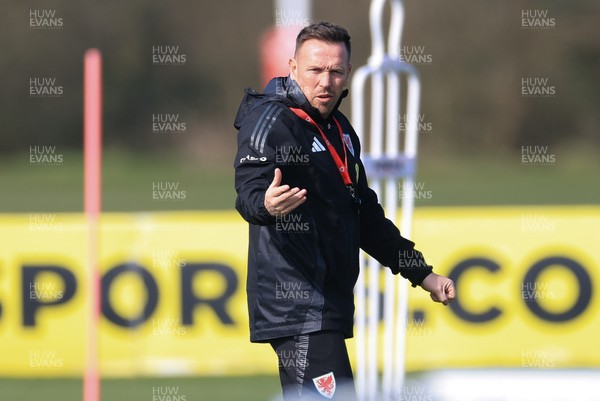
[264,168,307,216]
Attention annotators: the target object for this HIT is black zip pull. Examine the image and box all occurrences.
[347,185,362,211]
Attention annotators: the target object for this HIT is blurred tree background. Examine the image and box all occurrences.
[0,0,598,211]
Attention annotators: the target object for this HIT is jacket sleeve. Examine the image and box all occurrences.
[233,102,287,225]
[354,143,433,287]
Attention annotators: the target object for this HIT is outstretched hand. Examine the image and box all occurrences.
[420,273,456,306]
[264,168,307,216]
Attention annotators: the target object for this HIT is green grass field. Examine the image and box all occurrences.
[0,147,598,212]
[0,376,282,401]
[0,373,435,401]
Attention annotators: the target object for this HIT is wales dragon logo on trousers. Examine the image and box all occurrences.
[312,371,336,399]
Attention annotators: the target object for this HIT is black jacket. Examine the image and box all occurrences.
[234,76,432,342]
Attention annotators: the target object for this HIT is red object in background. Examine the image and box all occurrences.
[83,48,102,401]
[260,25,303,89]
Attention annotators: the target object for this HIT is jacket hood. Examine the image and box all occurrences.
[234,75,348,130]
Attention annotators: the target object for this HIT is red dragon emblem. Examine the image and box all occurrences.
[312,372,336,399]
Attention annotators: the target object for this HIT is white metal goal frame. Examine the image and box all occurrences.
[352,0,421,400]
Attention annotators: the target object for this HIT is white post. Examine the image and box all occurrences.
[352,1,421,400]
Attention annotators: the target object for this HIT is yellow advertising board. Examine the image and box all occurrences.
[0,207,597,377]
[401,206,599,371]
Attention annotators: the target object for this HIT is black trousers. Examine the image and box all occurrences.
[270,330,358,401]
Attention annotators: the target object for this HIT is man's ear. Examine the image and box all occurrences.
[344,64,352,88]
[289,58,297,81]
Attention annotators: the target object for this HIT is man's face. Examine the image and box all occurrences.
[289,39,351,119]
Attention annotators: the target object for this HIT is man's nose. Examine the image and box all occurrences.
[318,73,332,89]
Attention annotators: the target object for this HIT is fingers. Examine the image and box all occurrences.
[430,280,456,306]
[271,188,307,215]
[445,281,456,302]
[274,187,306,204]
[276,190,307,215]
[269,184,292,197]
[430,292,449,306]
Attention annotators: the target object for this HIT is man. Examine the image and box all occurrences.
[234,21,455,401]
